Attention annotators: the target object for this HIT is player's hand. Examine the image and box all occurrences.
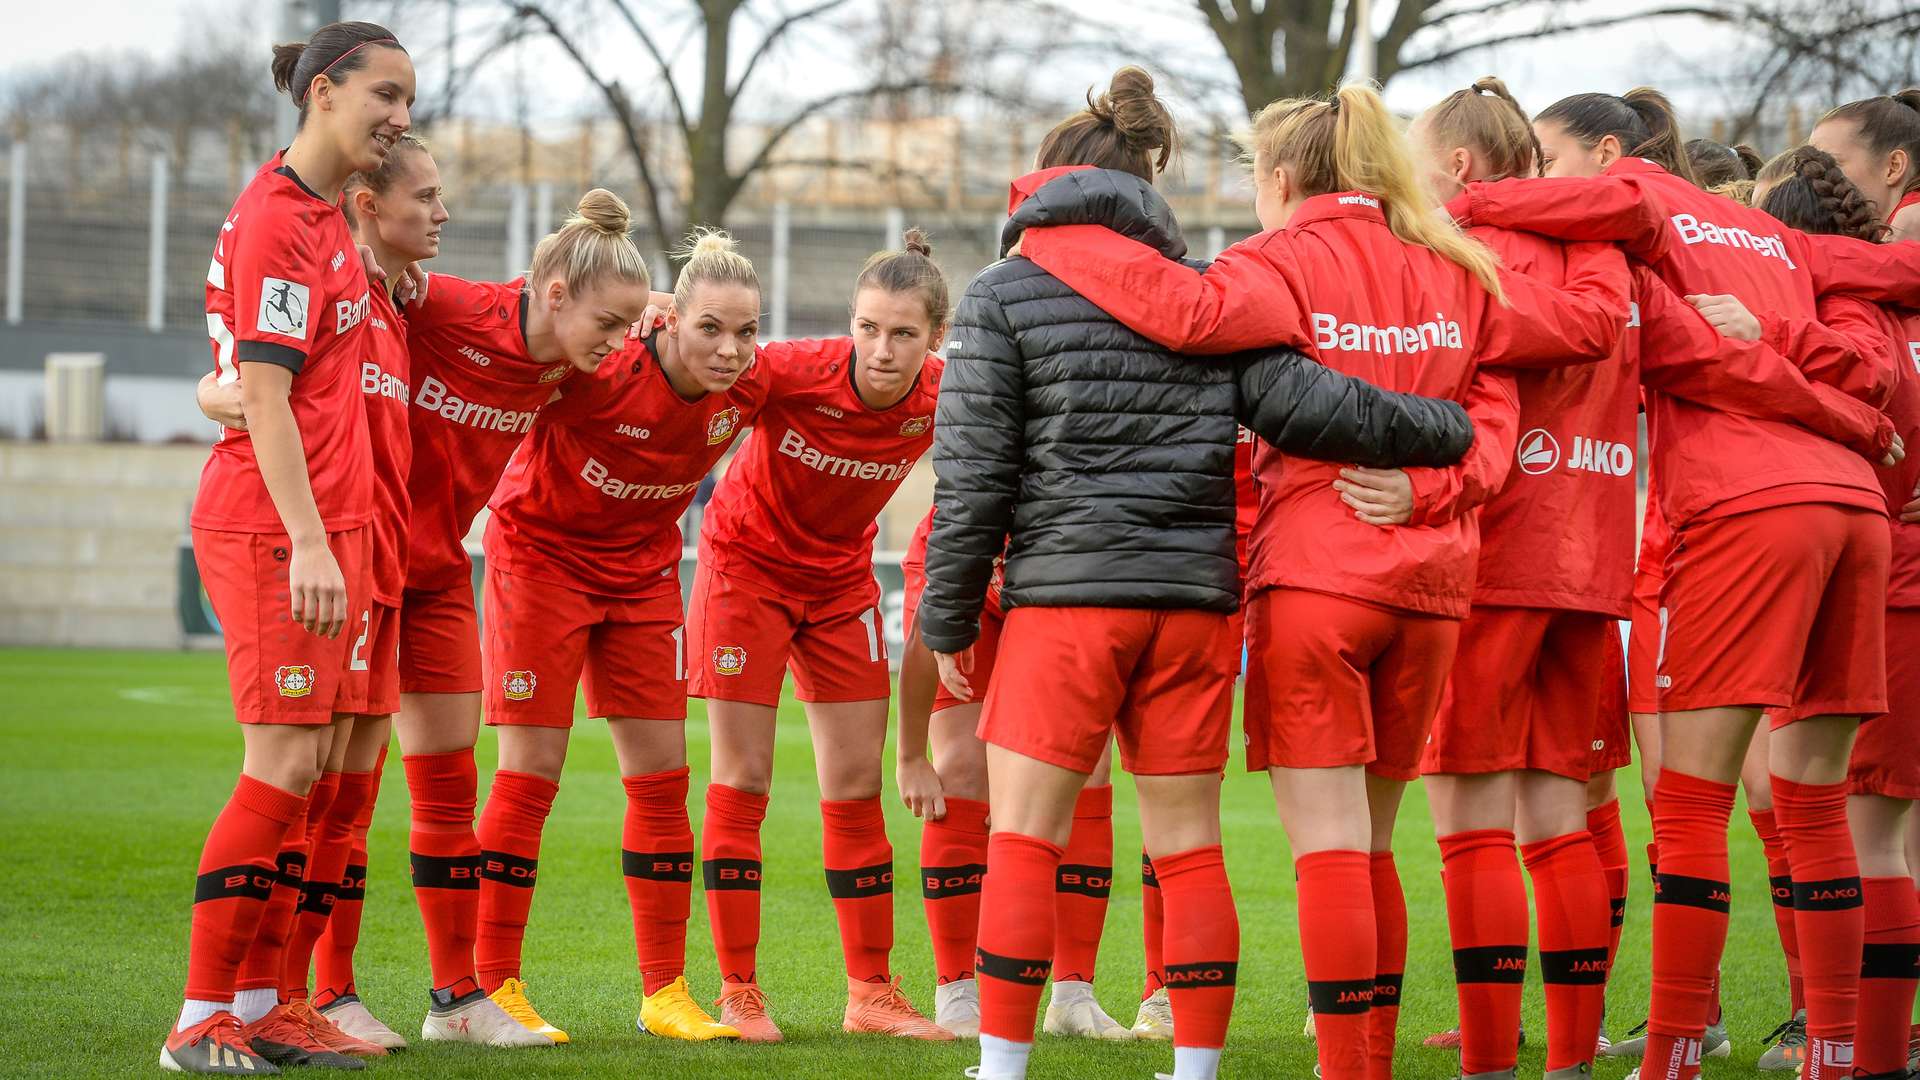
[1334,466,1414,526]
[627,291,675,340]
[1686,293,1762,341]
[357,244,386,285]
[933,646,975,702]
[1883,431,1907,468]
[288,542,349,639]
[197,372,247,430]
[897,756,947,820]
[394,262,426,304]
[1904,477,1920,523]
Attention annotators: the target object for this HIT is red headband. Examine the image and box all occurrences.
[298,38,399,105]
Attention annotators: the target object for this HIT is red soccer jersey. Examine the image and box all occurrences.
[193,152,373,533]
[402,273,576,592]
[485,334,773,597]
[1882,308,1920,608]
[362,286,413,605]
[698,338,943,600]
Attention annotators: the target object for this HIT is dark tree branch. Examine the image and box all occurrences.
[1396,6,1732,72]
[730,0,855,100]
[734,77,953,189]
[599,0,697,142]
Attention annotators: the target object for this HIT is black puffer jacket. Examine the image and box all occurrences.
[918,167,1475,653]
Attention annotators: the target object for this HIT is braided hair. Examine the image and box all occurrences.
[1756,145,1888,242]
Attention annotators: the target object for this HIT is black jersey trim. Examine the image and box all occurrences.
[274,162,328,204]
[237,340,308,374]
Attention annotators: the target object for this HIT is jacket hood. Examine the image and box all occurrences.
[1002,166,1186,261]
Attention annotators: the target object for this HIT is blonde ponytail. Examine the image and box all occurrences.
[1246,84,1505,303]
[528,187,651,297]
[671,227,760,309]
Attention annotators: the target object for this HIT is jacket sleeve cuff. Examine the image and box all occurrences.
[1446,191,1474,226]
[916,612,979,655]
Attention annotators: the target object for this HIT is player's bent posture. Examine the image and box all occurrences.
[687,232,952,1042]
[165,21,411,1076]
[396,191,651,1045]
[898,508,1130,1041]
[475,230,765,1043]
[925,68,1478,1080]
[1451,91,1920,1080]
[1018,83,1634,1080]
[195,133,450,1054]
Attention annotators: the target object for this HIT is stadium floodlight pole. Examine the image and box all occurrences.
[1350,0,1377,84]
[5,140,22,325]
[148,150,168,332]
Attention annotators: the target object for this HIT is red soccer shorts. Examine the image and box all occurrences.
[1658,502,1889,723]
[978,606,1236,776]
[398,581,482,695]
[194,526,372,725]
[686,563,889,707]
[482,565,687,727]
[1242,587,1461,781]
[361,600,401,716]
[1626,566,1662,715]
[1423,607,1620,782]
[1850,607,1920,798]
[1589,629,1633,773]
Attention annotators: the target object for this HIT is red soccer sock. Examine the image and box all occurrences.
[1857,876,1920,1075]
[1438,830,1527,1075]
[473,768,557,995]
[622,767,694,996]
[282,770,369,1000]
[702,783,768,987]
[1142,852,1166,999]
[1155,845,1237,1050]
[185,776,308,1003]
[235,786,318,996]
[1367,851,1407,1080]
[315,749,384,1004]
[1750,806,1807,1013]
[1052,785,1114,984]
[1587,799,1631,975]
[1524,830,1612,1071]
[1772,776,1863,1079]
[920,797,989,986]
[822,796,895,984]
[1298,849,1376,1080]
[406,750,484,997]
[1641,769,1737,1080]
[976,832,1062,1044]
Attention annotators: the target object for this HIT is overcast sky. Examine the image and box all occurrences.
[0,0,1803,129]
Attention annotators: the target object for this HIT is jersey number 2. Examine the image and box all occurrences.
[349,610,371,672]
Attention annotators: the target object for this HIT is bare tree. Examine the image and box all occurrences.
[1705,0,1920,144]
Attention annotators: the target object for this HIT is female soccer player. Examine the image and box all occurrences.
[164,21,411,1076]
[1448,89,1918,1080]
[474,230,764,1044]
[1014,81,1635,1080]
[897,508,1132,1041]
[1685,139,1764,193]
[686,231,951,1043]
[1811,91,1920,240]
[925,69,1480,1080]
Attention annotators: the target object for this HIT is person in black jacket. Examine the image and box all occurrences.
[921,67,1475,1080]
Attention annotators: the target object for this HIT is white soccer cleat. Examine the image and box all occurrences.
[936,980,982,1038]
[420,992,556,1048]
[316,996,407,1052]
[1044,981,1133,1040]
[1132,986,1174,1041]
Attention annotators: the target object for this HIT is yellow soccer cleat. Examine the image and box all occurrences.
[638,977,742,1041]
[489,978,568,1044]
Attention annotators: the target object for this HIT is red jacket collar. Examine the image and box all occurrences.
[1290,191,1389,229]
[1006,165,1096,214]
[1604,156,1671,179]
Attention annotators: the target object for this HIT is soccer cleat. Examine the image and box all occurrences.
[716,983,784,1043]
[1543,1066,1591,1080]
[844,977,956,1040]
[1424,1027,1462,1049]
[1132,986,1173,1041]
[1043,981,1133,1040]
[421,988,558,1048]
[237,1003,366,1070]
[284,1000,387,1057]
[1303,1002,1316,1037]
[638,976,741,1041]
[1607,1019,1730,1059]
[1459,1071,1518,1080]
[490,977,568,1044]
[161,1012,281,1075]
[1905,1021,1917,1072]
[1757,1011,1807,1071]
[935,980,981,1038]
[316,995,407,1051]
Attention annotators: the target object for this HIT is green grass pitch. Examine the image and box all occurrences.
[0,647,1796,1079]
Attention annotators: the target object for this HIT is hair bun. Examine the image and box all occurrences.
[271,42,307,94]
[573,188,632,235]
[675,226,739,261]
[1894,88,1920,114]
[901,227,933,258]
[1087,65,1177,167]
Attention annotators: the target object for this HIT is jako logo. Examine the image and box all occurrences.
[1567,436,1633,476]
[458,345,492,367]
[815,405,845,419]
[1517,429,1560,474]
[616,424,650,440]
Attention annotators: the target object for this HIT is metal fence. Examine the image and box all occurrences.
[0,139,1261,345]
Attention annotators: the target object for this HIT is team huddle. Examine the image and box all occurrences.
[158,16,1920,1080]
